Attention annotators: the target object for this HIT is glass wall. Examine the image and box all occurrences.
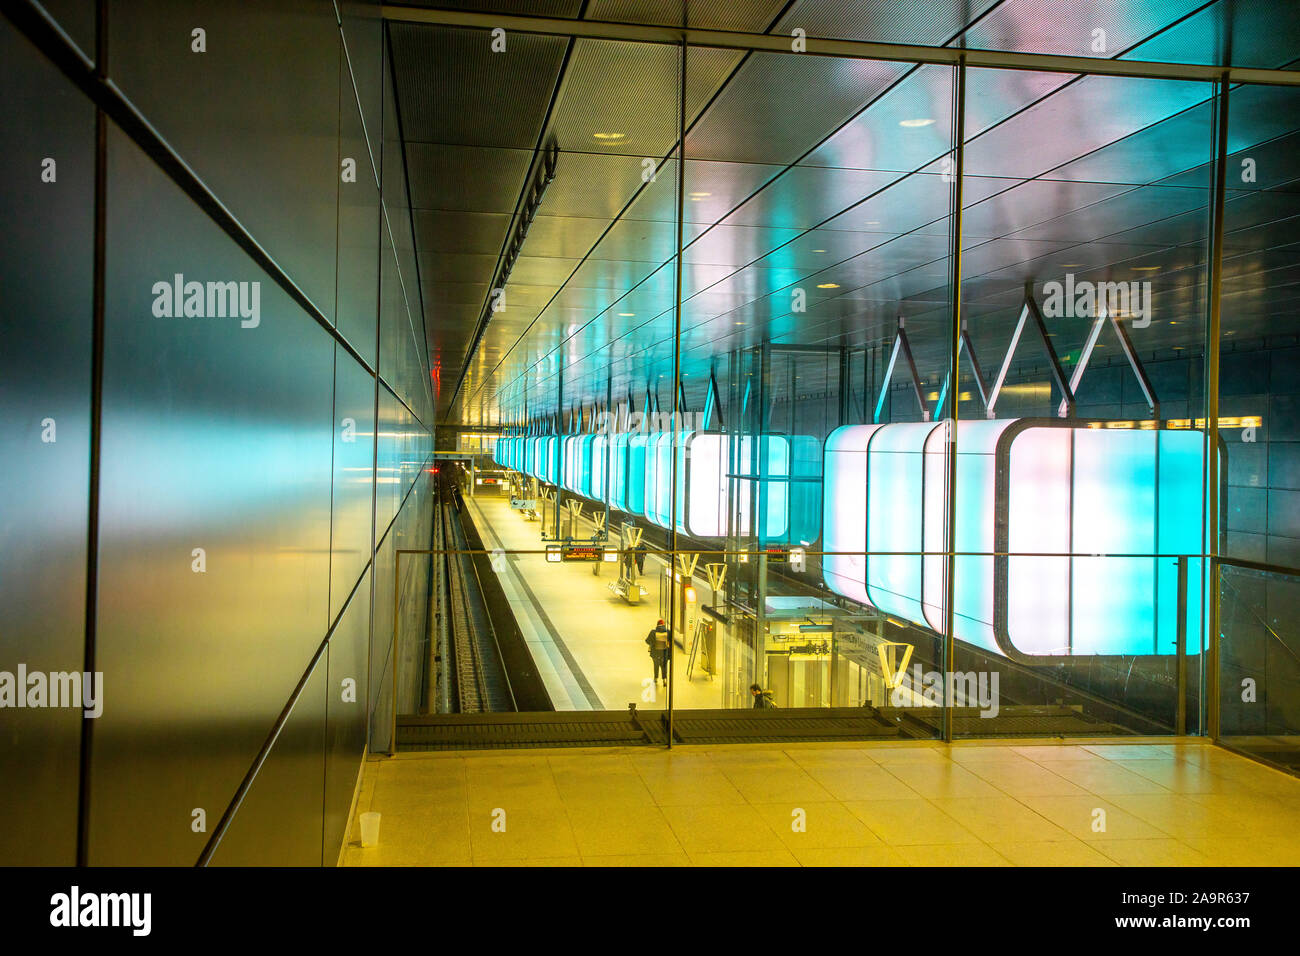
[404,20,1297,764]
[1215,79,1300,769]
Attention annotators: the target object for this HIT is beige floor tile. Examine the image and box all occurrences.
[1083,744,1178,760]
[947,748,1041,769]
[1217,762,1300,797]
[705,749,798,770]
[689,849,800,866]
[843,798,983,846]
[371,774,469,813]
[750,801,885,850]
[965,761,1089,797]
[546,753,641,776]
[343,845,470,867]
[783,747,880,770]
[1182,835,1300,866]
[638,769,748,807]
[1017,795,1173,841]
[791,845,911,867]
[552,771,656,808]
[629,751,719,776]
[1103,792,1243,840]
[1182,792,1300,832]
[1037,759,1173,795]
[929,796,1074,844]
[562,804,685,856]
[1013,745,1110,763]
[882,762,1005,799]
[344,806,472,866]
[480,856,585,867]
[990,839,1117,866]
[660,803,785,854]
[1091,838,1210,866]
[582,852,693,867]
[1116,760,1245,794]
[860,745,950,765]
[894,843,1012,866]
[716,765,836,804]
[801,765,927,802]
[467,805,580,862]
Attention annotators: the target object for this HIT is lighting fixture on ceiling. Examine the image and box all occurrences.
[817,283,840,289]
[900,118,934,128]
[618,312,635,317]
[688,191,711,200]
[864,220,880,226]
[592,132,626,141]
[812,248,826,253]
[1133,266,1161,271]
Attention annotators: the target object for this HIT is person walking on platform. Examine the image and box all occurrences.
[646,618,670,686]
[750,683,776,708]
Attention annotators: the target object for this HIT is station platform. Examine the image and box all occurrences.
[342,738,1300,867]
[463,491,725,712]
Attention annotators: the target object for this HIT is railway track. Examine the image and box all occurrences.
[435,478,515,714]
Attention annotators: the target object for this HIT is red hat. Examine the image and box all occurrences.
[657,619,665,625]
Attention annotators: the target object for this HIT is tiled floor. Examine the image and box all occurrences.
[341,740,1300,867]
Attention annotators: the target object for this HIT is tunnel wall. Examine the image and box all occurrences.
[0,0,434,865]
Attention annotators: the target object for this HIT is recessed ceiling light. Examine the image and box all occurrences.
[618,312,635,316]
[592,132,626,141]
[900,118,934,128]
[812,249,827,253]
[1133,266,1161,271]
[1059,263,1082,267]
[865,220,880,226]
[817,283,840,289]
[688,191,711,200]
[734,321,745,325]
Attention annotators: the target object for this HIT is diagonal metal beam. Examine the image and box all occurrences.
[873,317,929,424]
[1024,282,1075,417]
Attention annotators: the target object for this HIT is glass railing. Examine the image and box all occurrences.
[1219,558,1300,772]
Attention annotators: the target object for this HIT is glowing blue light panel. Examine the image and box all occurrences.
[822,419,1205,658]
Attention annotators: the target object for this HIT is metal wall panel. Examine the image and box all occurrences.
[108,0,343,324]
[0,19,94,866]
[331,346,377,623]
[207,656,328,867]
[91,127,335,864]
[338,43,382,367]
[323,567,370,864]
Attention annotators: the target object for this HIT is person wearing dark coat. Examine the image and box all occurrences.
[646,619,670,685]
